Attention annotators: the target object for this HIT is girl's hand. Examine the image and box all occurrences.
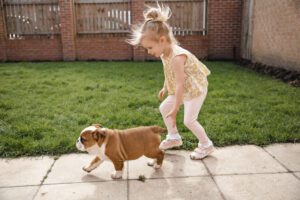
[158,88,166,101]
[166,109,178,128]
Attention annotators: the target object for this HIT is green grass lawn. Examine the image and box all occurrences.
[0,61,299,157]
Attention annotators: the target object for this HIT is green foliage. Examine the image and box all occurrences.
[0,61,299,157]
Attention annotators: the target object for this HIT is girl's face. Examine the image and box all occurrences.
[141,36,168,58]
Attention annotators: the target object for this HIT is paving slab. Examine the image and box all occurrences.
[264,143,300,171]
[203,145,287,175]
[128,177,223,200]
[1,144,299,200]
[294,172,300,179]
[0,186,39,200]
[215,173,300,200]
[0,157,54,187]
[128,150,209,179]
[34,181,127,200]
[44,153,128,184]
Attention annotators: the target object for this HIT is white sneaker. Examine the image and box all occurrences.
[159,138,182,150]
[190,141,215,160]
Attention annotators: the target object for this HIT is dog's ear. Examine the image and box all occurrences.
[92,128,106,140]
[92,124,103,128]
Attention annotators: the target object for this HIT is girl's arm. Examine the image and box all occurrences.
[158,79,167,101]
[166,54,186,126]
[172,55,186,111]
[163,79,167,91]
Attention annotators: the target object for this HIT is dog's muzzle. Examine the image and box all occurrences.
[76,138,85,151]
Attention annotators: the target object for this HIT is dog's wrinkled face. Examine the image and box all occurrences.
[76,124,106,153]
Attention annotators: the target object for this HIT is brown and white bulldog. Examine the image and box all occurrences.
[76,124,166,179]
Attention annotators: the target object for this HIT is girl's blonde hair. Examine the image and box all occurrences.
[127,3,178,46]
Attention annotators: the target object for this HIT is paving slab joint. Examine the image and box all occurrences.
[32,156,60,200]
[262,147,292,172]
[201,159,227,200]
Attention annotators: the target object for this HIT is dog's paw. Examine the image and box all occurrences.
[82,167,91,173]
[147,160,161,169]
[154,164,161,169]
[111,171,123,179]
[147,159,156,167]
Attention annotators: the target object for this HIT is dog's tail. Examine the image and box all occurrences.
[151,126,167,134]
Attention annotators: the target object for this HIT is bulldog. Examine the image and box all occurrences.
[76,124,166,179]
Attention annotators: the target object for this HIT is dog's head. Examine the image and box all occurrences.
[76,124,107,154]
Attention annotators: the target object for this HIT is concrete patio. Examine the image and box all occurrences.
[0,143,299,200]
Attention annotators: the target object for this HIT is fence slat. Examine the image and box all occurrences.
[6,2,13,35]
[15,2,21,34]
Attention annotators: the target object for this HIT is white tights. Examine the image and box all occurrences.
[159,87,210,145]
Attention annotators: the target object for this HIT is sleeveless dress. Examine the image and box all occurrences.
[161,45,211,100]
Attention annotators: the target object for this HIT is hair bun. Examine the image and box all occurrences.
[143,3,171,22]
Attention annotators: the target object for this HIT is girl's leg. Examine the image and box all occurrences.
[183,88,210,145]
[183,88,214,159]
[159,95,179,137]
[159,95,182,150]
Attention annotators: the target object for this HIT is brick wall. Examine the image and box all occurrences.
[177,35,209,59]
[0,4,7,61]
[76,34,132,61]
[59,0,76,61]
[131,0,147,61]
[5,37,62,61]
[250,0,300,71]
[208,0,242,60]
[0,0,242,62]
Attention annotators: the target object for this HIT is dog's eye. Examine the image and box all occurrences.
[80,137,86,143]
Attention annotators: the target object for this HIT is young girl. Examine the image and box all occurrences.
[127,4,214,159]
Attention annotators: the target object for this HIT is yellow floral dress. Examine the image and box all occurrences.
[161,45,211,100]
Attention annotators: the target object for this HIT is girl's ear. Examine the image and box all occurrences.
[159,36,166,43]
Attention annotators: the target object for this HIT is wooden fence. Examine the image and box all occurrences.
[2,0,207,39]
[75,0,131,34]
[146,0,207,36]
[2,0,60,39]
